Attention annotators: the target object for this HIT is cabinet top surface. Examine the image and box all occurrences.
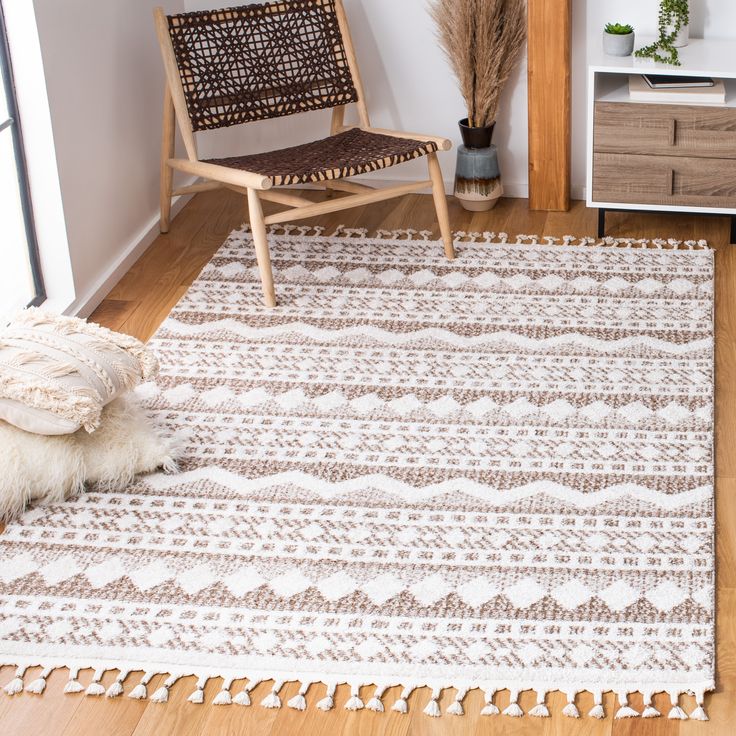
[588,37,736,77]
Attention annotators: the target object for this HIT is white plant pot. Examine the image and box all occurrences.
[667,23,689,47]
[602,31,635,56]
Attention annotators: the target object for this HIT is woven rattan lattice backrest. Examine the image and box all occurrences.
[166,0,359,132]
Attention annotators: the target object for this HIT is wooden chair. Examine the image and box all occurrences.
[153,0,454,307]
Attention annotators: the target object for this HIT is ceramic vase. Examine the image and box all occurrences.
[453,118,502,212]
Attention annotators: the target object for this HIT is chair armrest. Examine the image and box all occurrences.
[167,158,272,190]
[350,126,452,151]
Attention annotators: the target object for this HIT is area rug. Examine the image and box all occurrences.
[0,227,714,720]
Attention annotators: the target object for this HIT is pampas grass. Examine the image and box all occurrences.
[431,0,526,127]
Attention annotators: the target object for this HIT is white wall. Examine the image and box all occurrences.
[31,0,188,315]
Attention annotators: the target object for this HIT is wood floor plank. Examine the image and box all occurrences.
[60,671,161,736]
[0,668,83,736]
[715,479,736,589]
[19,193,732,735]
[543,200,598,240]
[88,299,135,332]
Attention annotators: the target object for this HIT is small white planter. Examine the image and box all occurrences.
[669,23,689,47]
[603,31,635,57]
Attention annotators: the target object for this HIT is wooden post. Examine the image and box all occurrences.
[527,0,571,211]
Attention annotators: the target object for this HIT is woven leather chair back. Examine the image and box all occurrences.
[166,0,359,132]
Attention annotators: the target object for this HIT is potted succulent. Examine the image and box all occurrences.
[603,22,635,56]
[636,0,689,66]
[430,0,526,211]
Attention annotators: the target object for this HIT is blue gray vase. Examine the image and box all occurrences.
[454,118,502,211]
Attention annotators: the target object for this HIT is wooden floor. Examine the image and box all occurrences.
[2,191,734,735]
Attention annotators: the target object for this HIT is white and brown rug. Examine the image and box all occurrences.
[0,228,714,720]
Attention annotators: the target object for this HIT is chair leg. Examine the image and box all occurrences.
[427,152,455,260]
[247,188,277,308]
[160,85,175,233]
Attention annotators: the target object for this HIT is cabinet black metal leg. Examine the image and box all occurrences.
[730,215,736,245]
[597,208,606,239]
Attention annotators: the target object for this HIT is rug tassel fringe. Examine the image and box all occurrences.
[528,690,549,717]
[64,668,83,694]
[25,667,52,695]
[260,680,284,709]
[502,689,523,717]
[0,665,713,720]
[151,674,180,703]
[128,672,154,700]
[423,687,442,717]
[316,683,337,711]
[667,692,688,720]
[365,685,386,712]
[480,689,499,716]
[562,691,580,718]
[390,685,414,713]
[287,682,311,710]
[588,691,605,719]
[212,677,233,705]
[252,222,709,250]
[691,705,708,720]
[691,691,709,721]
[642,692,661,718]
[446,687,467,715]
[105,671,128,698]
[615,692,639,719]
[233,678,261,706]
[85,669,106,696]
[186,676,208,704]
[3,669,25,696]
[344,684,364,711]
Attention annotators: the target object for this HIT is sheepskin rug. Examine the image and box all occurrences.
[0,395,177,521]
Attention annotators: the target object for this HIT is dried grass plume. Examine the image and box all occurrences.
[430,0,526,127]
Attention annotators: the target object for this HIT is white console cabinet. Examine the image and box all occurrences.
[586,38,736,240]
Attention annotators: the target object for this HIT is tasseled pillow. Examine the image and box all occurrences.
[0,307,157,434]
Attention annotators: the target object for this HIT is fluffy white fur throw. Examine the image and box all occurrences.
[0,395,178,521]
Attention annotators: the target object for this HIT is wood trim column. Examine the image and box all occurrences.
[527,0,572,211]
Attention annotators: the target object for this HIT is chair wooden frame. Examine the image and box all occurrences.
[154,1,454,307]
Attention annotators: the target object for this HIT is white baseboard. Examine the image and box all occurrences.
[67,182,195,318]
[322,176,586,202]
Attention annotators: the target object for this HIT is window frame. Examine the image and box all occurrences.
[0,1,45,307]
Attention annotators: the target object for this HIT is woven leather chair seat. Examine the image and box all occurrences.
[205,128,439,186]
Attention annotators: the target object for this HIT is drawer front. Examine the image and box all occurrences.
[592,152,736,208]
[594,101,736,159]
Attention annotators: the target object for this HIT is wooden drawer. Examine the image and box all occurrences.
[594,101,736,159]
[592,152,736,208]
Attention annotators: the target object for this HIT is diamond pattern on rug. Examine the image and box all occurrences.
[0,229,714,720]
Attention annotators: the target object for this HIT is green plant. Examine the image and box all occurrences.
[635,0,689,66]
[604,22,634,35]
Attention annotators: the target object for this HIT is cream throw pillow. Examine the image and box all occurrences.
[0,308,158,435]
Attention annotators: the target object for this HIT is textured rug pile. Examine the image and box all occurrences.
[0,227,714,720]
